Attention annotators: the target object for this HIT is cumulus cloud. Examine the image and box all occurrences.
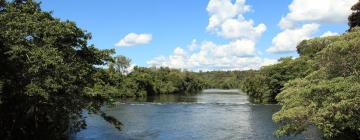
[279,0,356,29]
[206,0,266,40]
[147,0,273,71]
[268,0,355,53]
[115,33,152,47]
[147,40,276,71]
[267,24,320,53]
[188,39,199,51]
[218,19,267,40]
[206,0,251,30]
[321,31,339,37]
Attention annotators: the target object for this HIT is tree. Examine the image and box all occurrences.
[239,57,312,104]
[274,75,360,139]
[0,1,119,139]
[240,71,269,103]
[110,55,132,74]
[273,28,360,139]
[349,0,360,30]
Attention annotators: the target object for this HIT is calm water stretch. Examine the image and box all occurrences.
[73,89,322,140]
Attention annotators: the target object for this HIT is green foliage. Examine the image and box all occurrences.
[2,0,359,139]
[240,71,269,103]
[272,28,360,139]
[349,0,360,30]
[196,71,246,89]
[88,64,207,100]
[297,36,340,58]
[0,1,118,139]
[240,57,312,104]
[123,67,206,96]
[274,76,360,139]
[262,57,312,103]
[315,29,360,79]
[240,5,360,137]
[109,55,132,74]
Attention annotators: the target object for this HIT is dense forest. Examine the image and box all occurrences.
[0,1,121,139]
[0,0,359,140]
[239,2,360,139]
[241,29,360,139]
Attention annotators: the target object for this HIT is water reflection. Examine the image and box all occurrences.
[73,90,322,140]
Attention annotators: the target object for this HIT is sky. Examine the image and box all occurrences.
[39,0,356,71]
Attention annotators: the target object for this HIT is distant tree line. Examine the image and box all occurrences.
[195,71,246,89]
[90,59,206,99]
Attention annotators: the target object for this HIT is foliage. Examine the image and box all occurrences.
[109,55,131,74]
[240,71,269,103]
[239,57,312,104]
[273,28,360,139]
[241,2,360,137]
[0,1,119,139]
[2,0,359,139]
[274,75,360,139]
[297,36,340,58]
[122,67,206,96]
[349,0,360,30]
[84,64,207,100]
[196,71,246,89]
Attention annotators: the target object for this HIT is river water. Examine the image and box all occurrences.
[73,89,322,140]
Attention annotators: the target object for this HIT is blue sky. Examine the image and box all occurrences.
[39,0,353,71]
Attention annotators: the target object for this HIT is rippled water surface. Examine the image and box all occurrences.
[73,89,322,140]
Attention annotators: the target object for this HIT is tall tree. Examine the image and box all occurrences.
[273,27,360,139]
[349,0,360,30]
[111,55,132,74]
[0,1,119,139]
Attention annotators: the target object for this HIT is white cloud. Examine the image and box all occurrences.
[147,0,273,71]
[206,0,266,40]
[188,39,199,51]
[206,0,251,30]
[321,31,339,37]
[279,0,356,29]
[279,17,295,30]
[268,0,354,53]
[148,40,275,71]
[219,19,267,40]
[267,24,320,53]
[115,33,152,47]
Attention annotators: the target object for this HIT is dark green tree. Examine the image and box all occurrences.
[240,71,269,103]
[0,1,120,139]
[349,0,360,30]
[273,28,360,139]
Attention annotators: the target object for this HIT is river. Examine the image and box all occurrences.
[73,89,322,140]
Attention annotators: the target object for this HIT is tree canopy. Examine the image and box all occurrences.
[0,1,118,139]
[349,0,360,30]
[239,2,360,138]
[273,29,360,139]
